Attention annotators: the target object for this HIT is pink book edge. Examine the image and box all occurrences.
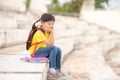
[25,57,48,60]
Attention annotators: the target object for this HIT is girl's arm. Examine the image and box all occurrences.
[49,31,54,45]
[43,31,54,46]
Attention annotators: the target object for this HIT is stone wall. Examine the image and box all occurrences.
[0,29,29,48]
[0,0,25,12]
[29,0,49,14]
[0,11,34,48]
[80,0,95,17]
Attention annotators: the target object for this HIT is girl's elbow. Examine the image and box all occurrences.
[49,43,54,46]
[47,42,54,46]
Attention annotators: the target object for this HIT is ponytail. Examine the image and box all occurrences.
[32,18,41,30]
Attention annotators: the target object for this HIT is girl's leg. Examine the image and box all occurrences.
[49,46,58,68]
[56,47,62,70]
[35,46,53,57]
[35,46,58,69]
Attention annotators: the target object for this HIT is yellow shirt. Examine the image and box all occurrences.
[28,30,50,54]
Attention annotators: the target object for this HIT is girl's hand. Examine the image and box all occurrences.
[50,30,53,34]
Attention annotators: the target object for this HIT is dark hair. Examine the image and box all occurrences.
[32,13,55,30]
[40,13,55,22]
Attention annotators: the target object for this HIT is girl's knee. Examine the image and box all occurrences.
[51,46,62,54]
[51,46,57,50]
[58,47,62,52]
[50,46,58,53]
[56,47,62,55]
[53,46,61,51]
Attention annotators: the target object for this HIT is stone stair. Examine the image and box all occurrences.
[0,15,120,80]
[62,19,120,80]
[0,29,81,80]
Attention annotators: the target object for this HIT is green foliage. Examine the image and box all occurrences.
[48,0,83,14]
[48,2,73,13]
[52,0,58,4]
[48,0,110,14]
[95,0,109,9]
[62,2,73,12]
[75,0,84,13]
[26,0,31,11]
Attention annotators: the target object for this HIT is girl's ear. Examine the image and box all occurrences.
[41,21,44,25]
[41,22,45,28]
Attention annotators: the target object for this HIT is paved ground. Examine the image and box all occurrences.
[0,44,25,54]
[62,21,120,80]
[62,50,90,80]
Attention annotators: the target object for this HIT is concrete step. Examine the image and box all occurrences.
[0,15,17,29]
[0,36,75,80]
[55,38,74,62]
[0,74,43,80]
[82,47,120,80]
[0,29,29,48]
[0,55,48,80]
[0,44,25,54]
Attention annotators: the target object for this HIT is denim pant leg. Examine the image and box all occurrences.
[35,46,51,57]
[56,47,62,69]
[35,46,58,68]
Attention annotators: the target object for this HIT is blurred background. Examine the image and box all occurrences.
[0,0,119,48]
[0,0,120,80]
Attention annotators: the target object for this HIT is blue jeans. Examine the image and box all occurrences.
[35,46,62,69]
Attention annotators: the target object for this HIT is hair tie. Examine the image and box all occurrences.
[35,21,41,28]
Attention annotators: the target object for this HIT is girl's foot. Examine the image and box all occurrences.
[48,68,58,77]
[56,69,61,73]
[56,69,65,77]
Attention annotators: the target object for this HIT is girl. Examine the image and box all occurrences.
[28,13,62,76]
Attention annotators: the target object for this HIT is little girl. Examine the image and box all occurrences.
[28,13,62,76]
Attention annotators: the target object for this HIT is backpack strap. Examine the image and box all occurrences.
[31,42,41,57]
[27,30,33,42]
[27,27,38,44]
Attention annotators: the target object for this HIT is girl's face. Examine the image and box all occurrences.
[41,20,54,33]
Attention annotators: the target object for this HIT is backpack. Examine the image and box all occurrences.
[26,27,44,57]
